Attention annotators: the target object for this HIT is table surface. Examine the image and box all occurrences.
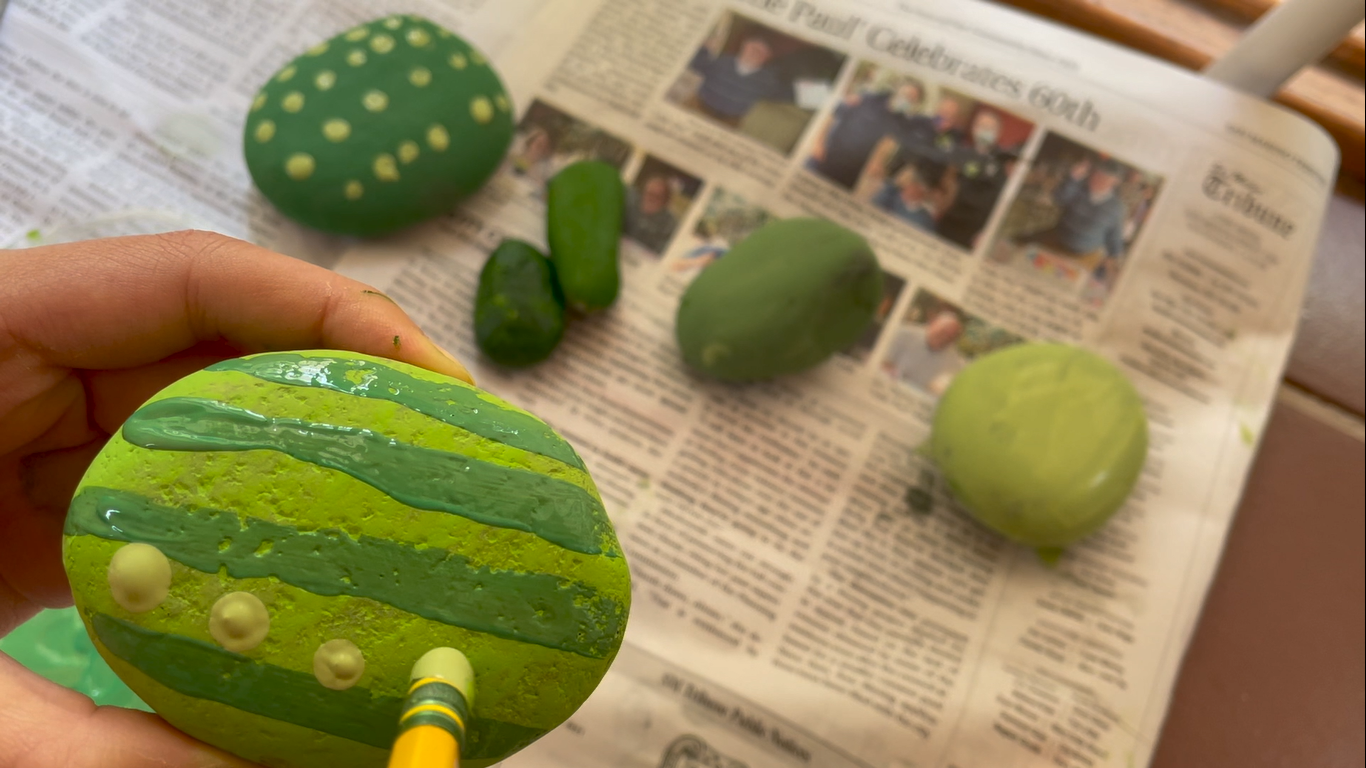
[1154,189,1366,767]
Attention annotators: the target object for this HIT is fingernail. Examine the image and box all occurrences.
[431,342,475,385]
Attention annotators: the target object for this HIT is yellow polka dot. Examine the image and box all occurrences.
[470,50,487,65]
[373,154,400,181]
[306,42,329,56]
[448,53,467,69]
[383,16,403,29]
[344,26,369,41]
[347,49,367,67]
[277,65,297,82]
[408,67,432,87]
[363,90,388,112]
[405,28,431,47]
[253,120,276,142]
[322,118,351,142]
[398,140,419,163]
[251,93,267,111]
[495,93,510,112]
[107,543,171,614]
[281,91,305,112]
[210,592,270,652]
[426,124,449,151]
[313,639,366,691]
[315,70,336,90]
[438,28,452,38]
[470,96,494,124]
[285,153,316,180]
[369,34,395,54]
[344,180,363,200]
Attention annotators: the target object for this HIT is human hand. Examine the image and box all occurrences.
[0,230,471,767]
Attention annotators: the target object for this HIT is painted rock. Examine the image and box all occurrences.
[475,239,566,368]
[546,161,625,311]
[675,217,883,381]
[62,350,630,768]
[928,343,1149,549]
[244,15,515,236]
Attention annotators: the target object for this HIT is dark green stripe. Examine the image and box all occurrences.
[121,396,607,556]
[207,353,585,469]
[92,613,544,759]
[68,487,624,659]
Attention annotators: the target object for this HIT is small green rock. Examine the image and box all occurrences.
[546,161,624,312]
[244,14,515,236]
[675,217,883,381]
[928,343,1149,549]
[475,239,566,367]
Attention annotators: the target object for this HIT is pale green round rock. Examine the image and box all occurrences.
[928,343,1148,548]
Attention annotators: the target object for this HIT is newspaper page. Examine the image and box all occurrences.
[332,1,1340,767]
[0,0,546,258]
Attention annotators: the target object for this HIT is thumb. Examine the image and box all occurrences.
[0,654,260,768]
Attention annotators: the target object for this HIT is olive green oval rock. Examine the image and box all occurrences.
[928,343,1149,548]
[475,239,565,368]
[675,217,883,381]
[546,161,624,312]
[61,350,630,768]
[244,15,515,237]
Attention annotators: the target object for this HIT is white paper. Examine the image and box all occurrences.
[334,1,1336,766]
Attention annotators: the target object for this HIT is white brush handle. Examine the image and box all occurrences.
[1205,0,1365,97]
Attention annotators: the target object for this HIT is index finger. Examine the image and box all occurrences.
[0,230,470,382]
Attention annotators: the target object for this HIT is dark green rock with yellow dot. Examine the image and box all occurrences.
[245,14,515,237]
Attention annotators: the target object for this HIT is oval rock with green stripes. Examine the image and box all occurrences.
[62,350,630,768]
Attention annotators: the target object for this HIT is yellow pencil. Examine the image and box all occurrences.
[388,647,476,768]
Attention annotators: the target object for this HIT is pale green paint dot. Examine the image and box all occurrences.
[495,94,510,112]
[383,15,403,29]
[449,52,467,69]
[250,93,267,111]
[322,118,351,142]
[277,65,297,82]
[470,50,487,65]
[285,153,316,180]
[398,140,419,164]
[347,49,367,67]
[107,543,172,613]
[405,28,432,47]
[408,67,432,87]
[373,154,400,181]
[369,34,395,54]
[306,41,329,56]
[344,26,369,42]
[281,91,305,113]
[438,28,452,38]
[209,591,270,652]
[363,90,388,112]
[314,70,337,90]
[470,96,494,124]
[253,120,276,143]
[1239,422,1256,446]
[426,123,449,151]
[344,180,364,200]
